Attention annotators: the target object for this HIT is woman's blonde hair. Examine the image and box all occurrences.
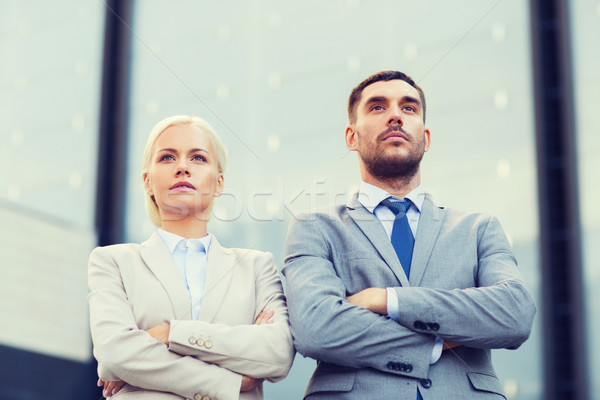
[141,115,227,227]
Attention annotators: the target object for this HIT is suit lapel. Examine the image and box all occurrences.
[140,232,191,320]
[409,194,446,286]
[346,195,410,287]
[197,237,235,323]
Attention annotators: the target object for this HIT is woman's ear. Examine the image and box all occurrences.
[143,172,153,196]
[214,173,224,197]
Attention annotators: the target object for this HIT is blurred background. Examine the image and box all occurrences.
[0,0,598,399]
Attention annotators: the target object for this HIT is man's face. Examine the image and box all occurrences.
[345,79,430,181]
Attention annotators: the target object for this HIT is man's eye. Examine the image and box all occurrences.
[371,105,384,111]
[403,106,416,112]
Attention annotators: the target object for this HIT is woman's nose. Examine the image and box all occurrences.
[175,163,190,176]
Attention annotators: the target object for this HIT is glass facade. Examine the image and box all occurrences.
[571,0,600,397]
[5,0,600,398]
[124,1,541,398]
[0,0,103,365]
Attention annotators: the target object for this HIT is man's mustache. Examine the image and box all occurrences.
[378,125,411,141]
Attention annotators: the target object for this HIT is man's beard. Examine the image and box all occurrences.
[359,128,425,185]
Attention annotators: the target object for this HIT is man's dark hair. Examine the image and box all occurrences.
[347,70,426,123]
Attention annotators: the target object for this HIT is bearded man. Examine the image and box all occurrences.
[283,71,536,400]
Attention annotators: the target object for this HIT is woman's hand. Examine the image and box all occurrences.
[240,375,264,392]
[254,308,274,325]
[238,308,274,393]
[98,378,125,398]
[146,324,170,344]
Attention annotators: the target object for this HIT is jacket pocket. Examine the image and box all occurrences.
[304,370,356,398]
[466,372,506,399]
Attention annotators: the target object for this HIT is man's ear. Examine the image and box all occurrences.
[214,174,224,197]
[423,128,431,152]
[345,124,358,151]
[143,172,153,196]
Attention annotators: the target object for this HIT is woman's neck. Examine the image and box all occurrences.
[160,216,208,239]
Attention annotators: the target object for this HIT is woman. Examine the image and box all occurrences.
[88,115,294,400]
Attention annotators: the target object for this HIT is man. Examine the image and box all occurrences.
[283,71,536,399]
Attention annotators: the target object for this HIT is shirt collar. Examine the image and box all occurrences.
[157,228,212,254]
[358,181,425,214]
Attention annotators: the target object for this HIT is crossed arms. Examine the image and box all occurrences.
[282,213,536,379]
[88,247,294,400]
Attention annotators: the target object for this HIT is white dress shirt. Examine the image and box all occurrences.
[357,182,443,364]
[157,228,211,321]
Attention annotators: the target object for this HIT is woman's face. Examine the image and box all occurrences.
[144,123,223,222]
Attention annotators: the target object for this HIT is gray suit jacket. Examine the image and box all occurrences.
[283,193,536,400]
[88,232,294,400]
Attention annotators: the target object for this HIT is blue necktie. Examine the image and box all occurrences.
[381,198,423,400]
[381,198,422,400]
[381,198,414,278]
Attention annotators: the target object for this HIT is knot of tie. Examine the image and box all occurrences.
[381,198,411,216]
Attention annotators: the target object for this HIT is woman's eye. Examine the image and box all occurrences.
[160,154,175,161]
[192,155,206,162]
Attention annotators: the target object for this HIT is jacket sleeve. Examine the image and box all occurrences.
[168,253,295,381]
[392,216,536,349]
[282,214,436,380]
[88,247,242,400]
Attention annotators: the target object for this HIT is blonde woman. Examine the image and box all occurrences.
[88,115,294,400]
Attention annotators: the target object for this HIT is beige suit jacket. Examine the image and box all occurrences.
[88,232,294,400]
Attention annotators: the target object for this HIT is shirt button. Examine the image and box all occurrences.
[204,340,213,349]
[196,338,205,347]
[188,337,197,345]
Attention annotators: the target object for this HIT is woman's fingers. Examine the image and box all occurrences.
[102,380,125,398]
[254,308,274,325]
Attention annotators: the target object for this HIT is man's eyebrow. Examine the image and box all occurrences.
[363,95,422,107]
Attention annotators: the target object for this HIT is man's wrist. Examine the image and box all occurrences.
[386,287,400,321]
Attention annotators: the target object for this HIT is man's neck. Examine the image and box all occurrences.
[362,171,421,198]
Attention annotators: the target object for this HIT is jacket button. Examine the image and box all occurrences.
[188,337,197,345]
[428,323,440,331]
[204,340,213,349]
[413,321,428,330]
[196,338,205,347]
[193,394,203,400]
[420,378,432,389]
[405,363,413,373]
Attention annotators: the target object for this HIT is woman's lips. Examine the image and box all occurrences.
[170,181,196,191]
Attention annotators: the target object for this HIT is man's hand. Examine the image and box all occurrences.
[240,375,264,392]
[98,378,125,398]
[346,287,388,315]
[146,324,170,344]
[443,340,461,350]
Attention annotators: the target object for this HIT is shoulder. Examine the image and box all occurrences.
[212,237,275,267]
[88,242,143,263]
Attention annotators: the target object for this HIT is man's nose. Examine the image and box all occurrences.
[387,107,403,126]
